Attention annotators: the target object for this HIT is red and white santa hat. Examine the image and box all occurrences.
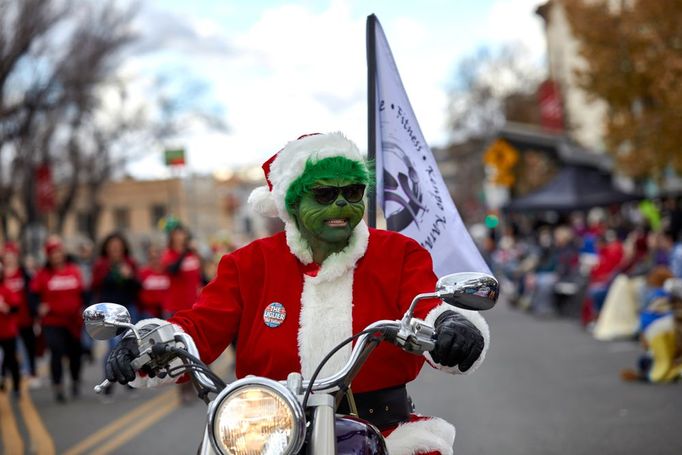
[248,132,365,221]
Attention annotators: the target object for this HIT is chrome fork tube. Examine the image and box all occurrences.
[307,394,336,455]
[198,426,216,455]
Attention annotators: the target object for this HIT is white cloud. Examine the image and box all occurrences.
[482,0,546,62]
[123,0,548,179]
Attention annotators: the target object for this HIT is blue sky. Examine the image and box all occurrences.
[123,0,546,178]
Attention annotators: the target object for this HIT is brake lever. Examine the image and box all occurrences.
[395,318,436,354]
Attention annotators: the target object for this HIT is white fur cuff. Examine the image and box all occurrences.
[423,303,490,375]
[385,416,455,455]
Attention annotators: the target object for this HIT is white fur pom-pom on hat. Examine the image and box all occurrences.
[247,132,364,221]
[247,185,278,218]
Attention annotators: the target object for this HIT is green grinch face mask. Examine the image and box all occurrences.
[286,156,371,262]
[295,177,366,244]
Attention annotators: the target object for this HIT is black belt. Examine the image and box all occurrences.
[337,385,412,431]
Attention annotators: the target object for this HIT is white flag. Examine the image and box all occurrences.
[368,15,491,277]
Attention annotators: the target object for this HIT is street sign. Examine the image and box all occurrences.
[164,148,186,167]
[483,139,519,187]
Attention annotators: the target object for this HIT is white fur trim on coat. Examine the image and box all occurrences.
[385,416,455,455]
[423,303,490,375]
[297,221,370,379]
[128,318,188,388]
[285,221,314,265]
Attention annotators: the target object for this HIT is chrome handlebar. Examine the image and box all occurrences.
[174,332,219,392]
[298,317,436,392]
[94,314,435,396]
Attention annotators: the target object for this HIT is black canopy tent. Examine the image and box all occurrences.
[504,164,642,213]
[490,124,643,213]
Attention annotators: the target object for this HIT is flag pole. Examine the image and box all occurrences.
[366,14,378,228]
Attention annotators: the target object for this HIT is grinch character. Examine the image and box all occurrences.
[106,132,489,455]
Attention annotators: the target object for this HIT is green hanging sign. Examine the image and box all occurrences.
[164,148,186,167]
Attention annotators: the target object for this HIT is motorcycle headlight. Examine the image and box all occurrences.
[209,378,305,455]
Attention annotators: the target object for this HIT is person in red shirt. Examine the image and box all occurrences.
[161,222,202,316]
[2,242,38,380]
[31,236,84,403]
[585,230,625,322]
[160,223,203,403]
[92,232,141,397]
[0,264,21,397]
[138,245,170,319]
[92,232,140,320]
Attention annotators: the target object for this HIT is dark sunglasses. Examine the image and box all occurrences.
[310,184,366,205]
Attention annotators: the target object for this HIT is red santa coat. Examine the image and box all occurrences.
[172,226,444,391]
[170,223,488,393]
[165,222,490,455]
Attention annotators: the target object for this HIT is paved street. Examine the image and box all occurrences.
[1,302,681,454]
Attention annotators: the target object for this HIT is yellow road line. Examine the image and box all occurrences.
[18,380,56,455]
[89,392,181,455]
[63,389,176,455]
[0,391,24,454]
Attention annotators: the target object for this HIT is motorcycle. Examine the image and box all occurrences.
[83,271,498,455]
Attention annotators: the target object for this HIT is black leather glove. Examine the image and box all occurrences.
[105,336,140,385]
[430,311,484,372]
[105,323,161,384]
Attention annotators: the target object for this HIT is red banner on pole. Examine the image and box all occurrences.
[35,164,55,213]
[538,79,564,132]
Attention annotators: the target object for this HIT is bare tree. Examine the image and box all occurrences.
[0,0,228,251]
[448,45,544,142]
[0,0,135,248]
[0,0,68,238]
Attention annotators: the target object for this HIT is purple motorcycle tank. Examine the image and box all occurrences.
[335,415,388,454]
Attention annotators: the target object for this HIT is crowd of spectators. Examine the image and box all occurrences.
[0,219,225,403]
[487,196,682,384]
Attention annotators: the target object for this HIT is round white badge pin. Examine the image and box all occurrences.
[263,302,286,328]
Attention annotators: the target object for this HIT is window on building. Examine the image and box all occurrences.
[150,204,167,228]
[76,211,89,234]
[113,207,130,231]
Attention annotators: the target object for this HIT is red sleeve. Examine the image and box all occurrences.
[169,253,243,365]
[1,287,19,308]
[71,265,84,291]
[137,268,149,282]
[161,250,175,268]
[398,238,440,320]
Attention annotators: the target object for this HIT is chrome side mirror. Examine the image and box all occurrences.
[83,303,138,340]
[436,272,498,311]
[401,272,498,326]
